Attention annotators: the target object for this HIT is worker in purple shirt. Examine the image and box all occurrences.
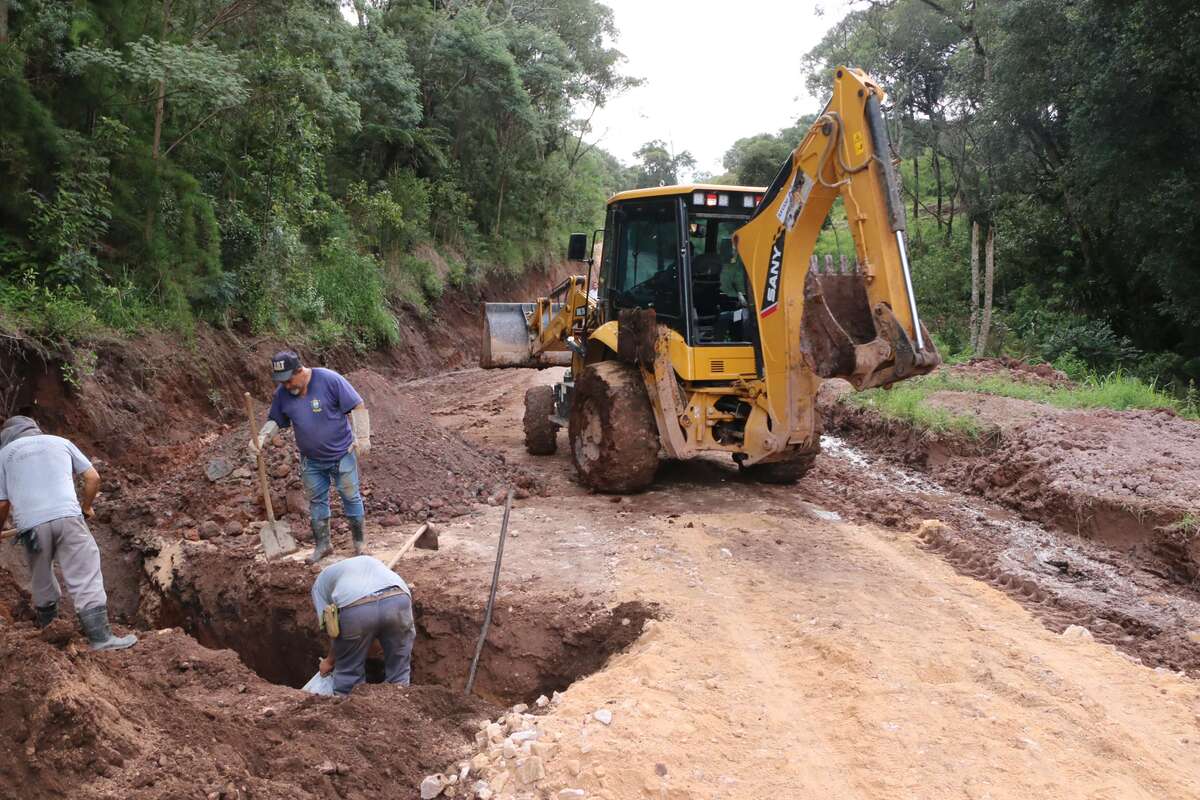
[249,351,371,563]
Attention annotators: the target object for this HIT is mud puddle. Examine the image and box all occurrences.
[810,435,1200,676]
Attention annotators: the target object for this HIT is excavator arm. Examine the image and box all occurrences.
[480,276,594,368]
[734,66,940,439]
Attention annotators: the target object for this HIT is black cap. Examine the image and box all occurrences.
[270,350,301,382]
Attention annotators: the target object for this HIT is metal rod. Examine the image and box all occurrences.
[465,488,514,696]
[895,230,925,351]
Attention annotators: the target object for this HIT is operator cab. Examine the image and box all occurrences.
[594,185,765,379]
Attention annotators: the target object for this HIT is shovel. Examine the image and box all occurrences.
[244,392,299,559]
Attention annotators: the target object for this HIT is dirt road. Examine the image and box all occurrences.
[3,361,1199,800]
[410,366,1200,799]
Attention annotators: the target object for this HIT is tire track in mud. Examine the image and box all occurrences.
[807,434,1200,677]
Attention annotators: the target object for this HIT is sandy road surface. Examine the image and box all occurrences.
[408,367,1200,800]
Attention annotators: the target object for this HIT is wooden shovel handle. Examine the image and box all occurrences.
[385,524,428,571]
[243,393,276,524]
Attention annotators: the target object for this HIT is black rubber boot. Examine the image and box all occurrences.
[349,516,366,556]
[35,602,58,629]
[78,605,137,651]
[307,518,333,564]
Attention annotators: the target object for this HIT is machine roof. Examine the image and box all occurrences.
[607,184,768,205]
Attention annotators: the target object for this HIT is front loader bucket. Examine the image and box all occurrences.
[800,263,939,389]
[480,302,571,369]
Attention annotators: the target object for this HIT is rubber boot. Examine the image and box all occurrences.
[35,602,58,629]
[307,518,333,564]
[349,516,366,556]
[78,605,137,651]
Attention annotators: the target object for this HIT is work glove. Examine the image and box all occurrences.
[351,407,371,458]
[249,420,279,454]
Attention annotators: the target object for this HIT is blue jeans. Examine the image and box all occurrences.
[301,450,364,522]
[333,591,415,696]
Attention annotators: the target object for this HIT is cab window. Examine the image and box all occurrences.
[611,200,683,330]
[689,215,751,343]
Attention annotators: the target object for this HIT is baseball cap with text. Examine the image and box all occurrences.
[270,350,301,382]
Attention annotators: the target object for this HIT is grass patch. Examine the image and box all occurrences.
[1160,513,1200,536]
[846,367,1200,435]
[848,381,986,438]
[910,370,1200,419]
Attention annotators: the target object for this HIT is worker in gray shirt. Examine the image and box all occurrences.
[312,555,414,695]
[0,416,135,650]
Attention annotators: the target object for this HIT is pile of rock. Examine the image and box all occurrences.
[420,693,586,800]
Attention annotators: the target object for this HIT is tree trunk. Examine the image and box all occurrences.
[913,151,919,223]
[969,220,981,353]
[978,225,995,355]
[932,149,943,230]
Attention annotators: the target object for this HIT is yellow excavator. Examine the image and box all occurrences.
[481,67,940,492]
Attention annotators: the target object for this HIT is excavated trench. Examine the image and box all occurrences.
[141,545,657,704]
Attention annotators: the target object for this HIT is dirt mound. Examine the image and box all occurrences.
[952,356,1071,386]
[0,584,493,800]
[826,384,1200,583]
[94,368,539,565]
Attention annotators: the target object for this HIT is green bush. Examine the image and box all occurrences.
[311,239,398,348]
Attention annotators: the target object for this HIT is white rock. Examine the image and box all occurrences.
[510,729,540,743]
[471,753,491,772]
[502,741,518,760]
[1061,624,1093,641]
[535,694,550,708]
[491,770,511,793]
[486,722,504,742]
[558,790,587,799]
[593,709,613,725]
[420,774,448,799]
[473,780,493,800]
[512,703,529,714]
[719,548,733,558]
[551,690,565,704]
[516,756,545,784]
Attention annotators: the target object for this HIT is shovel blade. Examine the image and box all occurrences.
[260,521,298,559]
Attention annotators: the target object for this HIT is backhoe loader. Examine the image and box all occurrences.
[481,67,940,492]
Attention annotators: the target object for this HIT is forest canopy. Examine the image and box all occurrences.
[0,0,637,347]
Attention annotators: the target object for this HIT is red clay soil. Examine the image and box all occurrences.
[0,582,494,800]
[95,366,540,559]
[952,355,1072,386]
[825,371,1200,582]
[1,260,574,480]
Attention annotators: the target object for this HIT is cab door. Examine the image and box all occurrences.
[599,198,687,338]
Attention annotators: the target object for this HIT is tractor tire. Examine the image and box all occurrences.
[569,361,659,493]
[744,447,819,485]
[523,385,559,455]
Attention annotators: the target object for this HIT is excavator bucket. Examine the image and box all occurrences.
[480,302,571,369]
[800,260,939,389]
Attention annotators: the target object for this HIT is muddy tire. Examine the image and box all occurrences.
[523,385,559,455]
[569,361,659,493]
[744,448,818,485]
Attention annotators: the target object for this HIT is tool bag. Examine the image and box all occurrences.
[321,604,339,638]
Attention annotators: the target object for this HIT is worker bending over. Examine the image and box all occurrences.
[312,555,415,696]
[0,416,136,650]
[250,350,371,562]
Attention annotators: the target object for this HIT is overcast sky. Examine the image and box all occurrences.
[588,0,856,176]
